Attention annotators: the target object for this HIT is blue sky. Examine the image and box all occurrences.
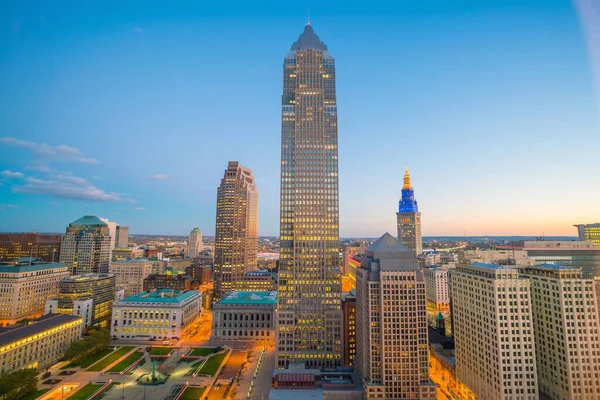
[0,0,598,237]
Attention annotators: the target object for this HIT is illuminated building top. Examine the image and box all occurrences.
[399,167,418,213]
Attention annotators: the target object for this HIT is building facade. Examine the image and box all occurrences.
[238,270,278,292]
[45,273,116,329]
[111,289,201,340]
[342,290,356,367]
[452,263,537,400]
[143,273,197,292]
[424,267,450,310]
[185,264,211,285]
[110,259,153,297]
[111,248,133,262]
[115,225,129,248]
[0,313,81,374]
[211,291,276,342]
[186,227,203,258]
[575,223,600,248]
[520,264,600,400]
[277,23,343,369]
[343,244,367,279]
[396,167,422,256]
[355,233,435,399]
[214,161,258,299]
[0,233,62,263]
[60,216,111,275]
[0,258,70,325]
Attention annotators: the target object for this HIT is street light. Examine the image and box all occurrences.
[121,372,125,400]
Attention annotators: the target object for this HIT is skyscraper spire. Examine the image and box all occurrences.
[397,167,422,255]
[403,166,412,189]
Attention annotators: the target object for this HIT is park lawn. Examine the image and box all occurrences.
[198,352,227,376]
[77,348,115,369]
[189,347,215,357]
[87,346,135,371]
[179,387,207,400]
[69,383,103,400]
[107,352,143,373]
[96,383,117,399]
[149,347,175,356]
[20,388,50,400]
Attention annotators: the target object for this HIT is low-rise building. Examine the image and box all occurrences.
[111,248,133,262]
[110,259,153,297]
[0,313,81,374]
[185,264,211,285]
[424,267,450,310]
[0,233,62,263]
[45,273,116,329]
[211,291,276,342]
[111,289,202,340]
[143,273,197,291]
[0,258,70,325]
[237,270,278,292]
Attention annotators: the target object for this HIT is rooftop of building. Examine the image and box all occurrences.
[0,258,67,273]
[122,289,200,303]
[366,232,412,255]
[290,23,328,51]
[62,273,115,282]
[69,215,107,227]
[217,291,278,305]
[0,313,81,347]
[470,262,513,270]
[110,259,151,264]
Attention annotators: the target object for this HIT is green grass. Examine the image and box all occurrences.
[96,383,117,399]
[20,388,50,400]
[107,352,143,373]
[179,387,207,400]
[198,352,227,376]
[68,383,103,400]
[76,348,115,369]
[188,347,215,357]
[149,347,175,356]
[86,346,135,371]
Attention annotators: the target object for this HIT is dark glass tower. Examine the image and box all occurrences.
[277,23,342,368]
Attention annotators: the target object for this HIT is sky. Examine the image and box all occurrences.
[0,0,599,237]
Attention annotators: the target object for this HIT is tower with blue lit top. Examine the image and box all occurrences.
[397,167,422,255]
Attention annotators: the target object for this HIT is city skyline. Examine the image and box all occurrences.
[1,0,599,237]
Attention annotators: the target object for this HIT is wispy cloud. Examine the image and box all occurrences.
[134,207,147,211]
[0,137,99,164]
[12,173,136,203]
[132,26,144,34]
[1,170,24,179]
[0,203,19,210]
[150,174,168,181]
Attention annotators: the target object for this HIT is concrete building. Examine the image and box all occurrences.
[45,273,116,329]
[111,289,201,340]
[342,290,356,367]
[396,167,422,256]
[211,291,276,342]
[0,233,62,263]
[185,264,211,285]
[111,247,133,261]
[0,313,81,374]
[60,216,111,275]
[355,233,435,399]
[424,267,450,310]
[115,225,129,248]
[0,258,70,325]
[452,263,537,400]
[110,259,153,297]
[143,273,197,292]
[214,161,258,299]
[520,264,600,400]
[238,270,278,292]
[575,223,600,248]
[459,249,530,266]
[277,23,343,369]
[186,227,203,258]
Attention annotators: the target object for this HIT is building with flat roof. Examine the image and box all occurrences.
[211,291,276,342]
[115,225,129,248]
[342,290,356,367]
[520,264,600,399]
[424,267,450,310]
[575,223,600,248]
[143,273,197,291]
[238,270,278,292]
[111,289,201,340]
[355,233,435,399]
[60,216,111,275]
[111,248,133,262]
[0,258,70,325]
[452,263,537,400]
[45,273,116,329]
[110,259,153,297]
[0,233,62,263]
[0,313,81,374]
[185,264,211,285]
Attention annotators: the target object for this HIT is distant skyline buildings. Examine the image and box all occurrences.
[186,227,203,257]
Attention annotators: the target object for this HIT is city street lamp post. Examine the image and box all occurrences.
[121,372,125,400]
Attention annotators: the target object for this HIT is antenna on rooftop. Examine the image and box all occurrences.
[307,8,311,25]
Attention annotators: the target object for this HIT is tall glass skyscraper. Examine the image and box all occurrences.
[277,23,342,369]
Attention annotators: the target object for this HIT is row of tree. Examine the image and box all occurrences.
[64,328,111,365]
[0,368,38,400]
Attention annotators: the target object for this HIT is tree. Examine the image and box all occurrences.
[0,368,38,400]
[64,328,111,365]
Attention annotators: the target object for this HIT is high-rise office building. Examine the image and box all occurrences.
[520,264,600,399]
[575,223,600,248]
[355,233,435,399]
[99,218,117,250]
[342,290,356,367]
[0,233,62,262]
[59,216,111,275]
[186,227,203,258]
[277,23,343,369]
[452,263,537,400]
[424,267,450,310]
[397,167,422,255]
[110,259,153,297]
[214,161,258,299]
[115,225,129,248]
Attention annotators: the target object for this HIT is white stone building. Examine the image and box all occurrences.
[186,227,203,258]
[110,259,153,297]
[424,267,450,310]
